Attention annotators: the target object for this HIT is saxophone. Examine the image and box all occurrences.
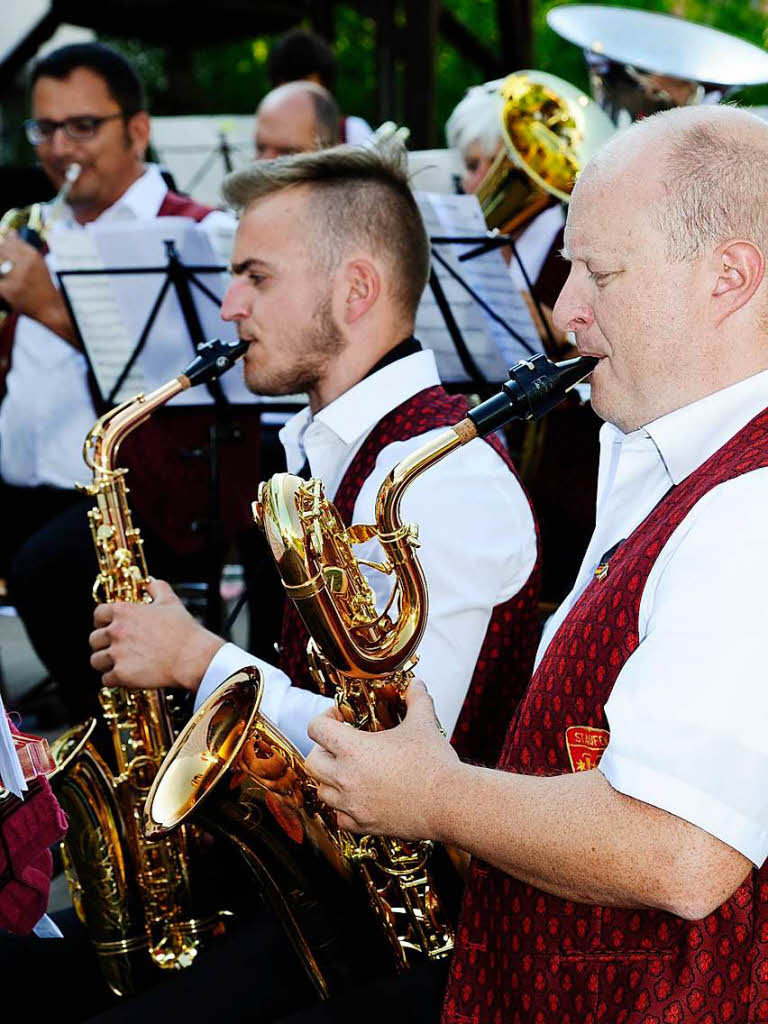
[144,354,597,995]
[50,337,247,996]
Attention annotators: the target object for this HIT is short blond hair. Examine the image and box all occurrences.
[223,141,430,317]
[654,114,768,264]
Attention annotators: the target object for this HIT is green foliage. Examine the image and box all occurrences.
[76,0,768,128]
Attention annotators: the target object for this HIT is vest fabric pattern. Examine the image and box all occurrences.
[278,384,541,767]
[443,405,768,1024]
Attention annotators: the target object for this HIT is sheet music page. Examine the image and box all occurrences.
[414,191,542,384]
[50,229,146,401]
[53,219,256,405]
[0,694,25,798]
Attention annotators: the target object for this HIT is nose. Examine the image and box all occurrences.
[221,277,250,322]
[552,270,595,335]
[47,126,77,159]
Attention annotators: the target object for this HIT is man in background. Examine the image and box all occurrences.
[254,80,339,160]
[268,26,373,145]
[0,42,236,723]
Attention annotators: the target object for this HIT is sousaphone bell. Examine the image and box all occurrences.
[547,4,768,125]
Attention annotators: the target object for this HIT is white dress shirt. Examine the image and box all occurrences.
[196,348,537,755]
[536,369,768,866]
[0,164,234,489]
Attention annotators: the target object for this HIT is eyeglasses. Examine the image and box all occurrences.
[24,113,124,145]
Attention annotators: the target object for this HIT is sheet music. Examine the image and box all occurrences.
[414,191,542,384]
[49,230,146,400]
[53,218,256,405]
[0,694,25,798]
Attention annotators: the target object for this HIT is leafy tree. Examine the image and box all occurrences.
[104,0,768,136]
[4,0,767,163]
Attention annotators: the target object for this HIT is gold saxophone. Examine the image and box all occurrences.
[144,354,597,996]
[50,337,247,996]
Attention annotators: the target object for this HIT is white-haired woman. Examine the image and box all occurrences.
[445,82,504,195]
[445,81,570,357]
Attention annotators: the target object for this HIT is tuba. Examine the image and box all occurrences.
[474,70,615,234]
[144,353,598,997]
[50,337,247,996]
[547,4,768,127]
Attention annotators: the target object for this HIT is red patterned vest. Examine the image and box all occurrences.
[278,385,541,767]
[443,406,768,1024]
[156,190,213,221]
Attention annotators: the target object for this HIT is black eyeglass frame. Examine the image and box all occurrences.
[24,113,126,145]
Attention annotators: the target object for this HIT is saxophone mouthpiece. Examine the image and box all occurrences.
[181,337,249,388]
[467,354,598,437]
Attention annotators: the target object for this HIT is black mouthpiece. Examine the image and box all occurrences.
[182,337,249,388]
[467,354,598,438]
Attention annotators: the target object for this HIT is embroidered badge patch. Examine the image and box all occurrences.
[565,725,610,772]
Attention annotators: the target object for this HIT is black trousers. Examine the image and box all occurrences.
[3,460,287,726]
[0,906,448,1024]
[3,484,207,723]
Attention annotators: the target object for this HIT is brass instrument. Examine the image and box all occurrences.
[0,162,81,326]
[144,353,598,997]
[0,162,81,241]
[50,337,247,996]
[475,71,615,234]
[547,4,768,126]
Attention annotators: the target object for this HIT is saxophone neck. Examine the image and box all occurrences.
[375,421,474,533]
[82,337,248,477]
[82,376,190,479]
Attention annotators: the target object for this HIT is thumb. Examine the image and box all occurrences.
[405,678,436,719]
[146,578,178,605]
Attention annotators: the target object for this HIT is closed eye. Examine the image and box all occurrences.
[587,269,617,287]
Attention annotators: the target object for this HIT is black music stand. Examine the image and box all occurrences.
[57,240,241,632]
[428,229,556,391]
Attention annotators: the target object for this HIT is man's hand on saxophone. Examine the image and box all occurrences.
[306,678,459,841]
[89,579,224,691]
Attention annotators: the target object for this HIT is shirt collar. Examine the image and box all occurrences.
[280,347,440,455]
[54,163,167,229]
[605,368,768,485]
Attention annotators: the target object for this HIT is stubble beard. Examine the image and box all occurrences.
[243,293,346,397]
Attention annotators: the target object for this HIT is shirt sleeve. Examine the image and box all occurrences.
[194,643,333,757]
[350,430,537,737]
[599,469,768,865]
[194,427,536,752]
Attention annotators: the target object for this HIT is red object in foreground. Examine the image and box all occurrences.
[0,718,67,934]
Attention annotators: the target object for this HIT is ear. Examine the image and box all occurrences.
[340,258,380,325]
[127,111,151,160]
[711,239,765,325]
